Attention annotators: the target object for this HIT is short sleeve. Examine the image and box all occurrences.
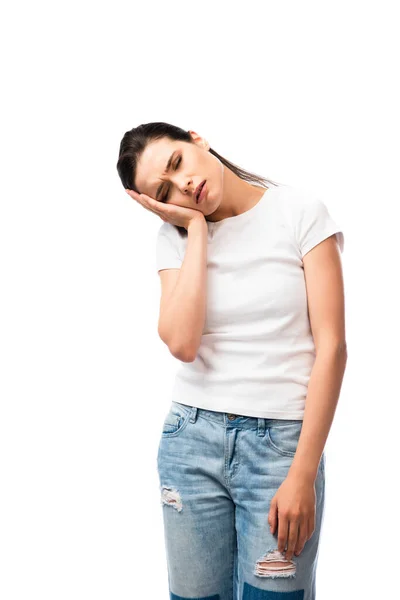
[295,194,344,258]
[155,222,183,272]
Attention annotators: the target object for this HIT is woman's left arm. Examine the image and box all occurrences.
[288,233,347,482]
[268,233,347,560]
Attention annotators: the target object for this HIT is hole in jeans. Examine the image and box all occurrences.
[254,549,297,578]
[160,486,183,512]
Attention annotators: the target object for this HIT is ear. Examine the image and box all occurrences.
[188,130,209,150]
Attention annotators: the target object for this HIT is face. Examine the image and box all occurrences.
[134,131,224,214]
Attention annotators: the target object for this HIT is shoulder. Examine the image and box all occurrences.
[157,221,176,238]
[273,183,344,257]
[157,221,187,241]
[275,183,336,226]
[273,183,323,212]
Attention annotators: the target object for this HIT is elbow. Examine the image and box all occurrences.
[170,344,197,362]
[158,324,198,362]
[338,340,348,357]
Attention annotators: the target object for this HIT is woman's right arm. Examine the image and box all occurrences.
[158,216,208,362]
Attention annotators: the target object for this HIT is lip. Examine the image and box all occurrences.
[197,181,207,204]
[195,180,206,203]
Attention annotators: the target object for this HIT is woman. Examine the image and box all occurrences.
[117,122,347,599]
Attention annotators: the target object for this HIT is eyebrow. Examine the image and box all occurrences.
[155,151,176,200]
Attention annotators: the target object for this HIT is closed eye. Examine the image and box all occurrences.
[161,155,182,202]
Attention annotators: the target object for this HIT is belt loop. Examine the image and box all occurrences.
[257,418,266,437]
[189,406,198,423]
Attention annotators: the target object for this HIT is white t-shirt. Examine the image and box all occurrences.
[155,183,344,419]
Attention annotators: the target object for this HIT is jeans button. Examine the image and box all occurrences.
[227,414,237,420]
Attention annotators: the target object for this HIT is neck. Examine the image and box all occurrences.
[207,169,267,222]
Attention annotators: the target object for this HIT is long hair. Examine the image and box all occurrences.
[116,121,281,235]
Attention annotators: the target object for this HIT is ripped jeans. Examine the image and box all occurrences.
[157,402,326,600]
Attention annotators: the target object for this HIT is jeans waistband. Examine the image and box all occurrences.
[174,402,302,435]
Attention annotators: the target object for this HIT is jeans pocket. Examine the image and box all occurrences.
[266,420,303,457]
[161,402,192,438]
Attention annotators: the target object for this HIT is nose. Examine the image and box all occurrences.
[183,179,194,196]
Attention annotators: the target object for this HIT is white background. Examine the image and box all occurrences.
[1,1,399,598]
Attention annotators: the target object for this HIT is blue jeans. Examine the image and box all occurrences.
[157,401,326,600]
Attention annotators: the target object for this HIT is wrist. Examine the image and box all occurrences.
[287,464,318,484]
[187,214,206,232]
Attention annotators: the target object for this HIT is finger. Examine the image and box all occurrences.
[285,519,300,561]
[277,513,289,555]
[126,188,152,210]
[307,515,315,541]
[294,520,308,556]
[130,190,159,210]
[126,189,165,217]
[268,499,278,535]
[125,189,140,202]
